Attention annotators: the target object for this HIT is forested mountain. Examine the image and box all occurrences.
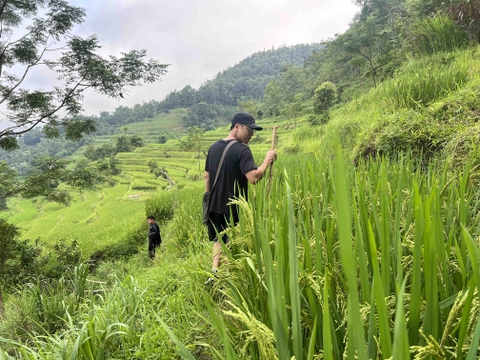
[6,0,480,358]
[159,44,323,110]
[254,0,480,121]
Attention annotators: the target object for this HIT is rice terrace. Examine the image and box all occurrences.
[2,0,480,359]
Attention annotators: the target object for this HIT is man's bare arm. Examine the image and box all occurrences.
[205,171,210,192]
[245,150,277,184]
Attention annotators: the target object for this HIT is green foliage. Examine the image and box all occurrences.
[182,102,218,129]
[0,1,167,151]
[95,156,121,176]
[7,3,480,356]
[115,134,133,152]
[89,227,145,265]
[40,240,83,280]
[129,134,144,148]
[409,14,469,55]
[353,110,453,161]
[263,80,284,117]
[0,218,84,317]
[157,134,168,144]
[148,161,175,186]
[179,126,207,174]
[367,50,472,109]
[184,153,480,359]
[144,191,177,223]
[0,219,43,293]
[286,94,305,120]
[308,113,330,126]
[237,99,262,116]
[0,156,114,207]
[115,133,145,153]
[160,44,322,110]
[311,82,337,126]
[84,144,116,161]
[313,82,337,115]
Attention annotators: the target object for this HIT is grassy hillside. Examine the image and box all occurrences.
[0,110,304,256]
[4,47,480,359]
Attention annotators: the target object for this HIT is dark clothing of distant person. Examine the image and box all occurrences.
[205,139,257,243]
[148,222,161,259]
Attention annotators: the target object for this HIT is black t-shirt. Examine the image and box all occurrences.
[148,222,161,245]
[205,139,257,215]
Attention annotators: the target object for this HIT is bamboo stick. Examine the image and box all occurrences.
[268,126,277,185]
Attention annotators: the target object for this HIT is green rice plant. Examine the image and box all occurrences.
[131,180,157,191]
[180,147,480,359]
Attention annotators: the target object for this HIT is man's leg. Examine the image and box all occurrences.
[207,213,229,270]
[212,241,223,271]
[148,240,155,259]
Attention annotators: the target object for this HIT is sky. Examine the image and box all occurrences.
[15,0,360,117]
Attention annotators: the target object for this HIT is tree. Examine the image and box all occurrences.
[157,134,168,144]
[263,80,284,117]
[148,160,175,186]
[310,82,337,126]
[313,82,337,115]
[0,0,168,151]
[115,134,144,153]
[179,126,206,174]
[287,94,304,127]
[129,135,144,148]
[0,218,43,315]
[237,99,263,117]
[182,102,218,129]
[83,144,116,161]
[0,157,105,205]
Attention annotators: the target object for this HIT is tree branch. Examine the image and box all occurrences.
[0,0,8,21]
[0,45,48,105]
[0,77,90,138]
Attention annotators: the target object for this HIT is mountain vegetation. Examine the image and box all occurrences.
[3,0,480,359]
[0,0,167,208]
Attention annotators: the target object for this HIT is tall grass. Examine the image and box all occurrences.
[409,15,469,56]
[372,51,472,109]
[196,150,480,359]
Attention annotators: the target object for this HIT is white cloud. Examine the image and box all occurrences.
[20,0,360,116]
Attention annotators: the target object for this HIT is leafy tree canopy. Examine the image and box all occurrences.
[0,0,168,151]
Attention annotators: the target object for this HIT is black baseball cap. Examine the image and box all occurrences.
[231,112,263,131]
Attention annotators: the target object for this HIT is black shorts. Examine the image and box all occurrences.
[207,212,239,243]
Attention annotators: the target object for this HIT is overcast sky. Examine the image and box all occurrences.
[29,0,360,116]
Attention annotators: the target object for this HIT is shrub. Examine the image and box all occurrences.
[374,51,471,109]
[444,123,480,170]
[313,81,337,115]
[89,226,145,265]
[409,14,468,55]
[144,191,177,223]
[186,170,201,181]
[308,113,329,126]
[353,110,458,162]
[283,143,300,154]
[248,134,265,144]
[41,240,83,279]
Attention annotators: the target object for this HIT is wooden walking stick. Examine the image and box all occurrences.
[267,126,277,191]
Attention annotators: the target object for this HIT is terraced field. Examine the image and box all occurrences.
[115,115,306,189]
[91,108,189,146]
[1,113,308,254]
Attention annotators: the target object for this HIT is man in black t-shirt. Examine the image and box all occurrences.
[147,215,162,259]
[204,112,277,282]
